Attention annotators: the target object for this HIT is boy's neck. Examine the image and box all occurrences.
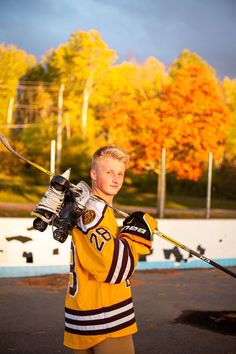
[91,188,114,205]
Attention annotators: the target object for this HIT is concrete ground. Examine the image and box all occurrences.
[0,268,236,354]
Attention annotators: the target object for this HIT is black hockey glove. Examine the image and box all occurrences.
[119,211,157,249]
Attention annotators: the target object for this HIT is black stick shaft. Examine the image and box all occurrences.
[0,134,54,177]
[155,230,236,279]
[110,207,236,279]
[0,134,91,201]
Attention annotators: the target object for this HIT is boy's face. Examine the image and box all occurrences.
[90,156,126,202]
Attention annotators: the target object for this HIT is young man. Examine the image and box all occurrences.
[64,145,157,354]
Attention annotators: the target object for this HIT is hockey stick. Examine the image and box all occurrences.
[0,134,54,177]
[1,134,236,279]
[0,134,107,205]
[154,229,236,279]
[0,134,117,205]
[110,206,236,279]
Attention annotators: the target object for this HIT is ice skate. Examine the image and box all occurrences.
[71,180,91,211]
[51,181,91,243]
[32,169,71,224]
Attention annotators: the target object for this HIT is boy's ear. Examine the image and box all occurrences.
[90,168,96,181]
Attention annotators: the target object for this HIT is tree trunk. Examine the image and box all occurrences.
[81,74,93,137]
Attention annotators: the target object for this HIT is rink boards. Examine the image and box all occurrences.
[0,218,236,277]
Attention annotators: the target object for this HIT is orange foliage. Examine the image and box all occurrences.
[98,59,165,172]
[158,50,231,179]
[99,51,231,180]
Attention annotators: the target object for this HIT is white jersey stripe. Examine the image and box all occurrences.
[110,240,125,284]
[65,302,133,321]
[65,313,135,331]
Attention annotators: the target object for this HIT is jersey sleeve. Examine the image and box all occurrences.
[72,199,147,284]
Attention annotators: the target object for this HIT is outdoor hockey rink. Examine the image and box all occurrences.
[1,218,236,277]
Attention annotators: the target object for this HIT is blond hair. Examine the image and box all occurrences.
[91,145,129,168]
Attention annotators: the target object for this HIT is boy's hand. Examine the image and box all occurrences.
[120,211,157,244]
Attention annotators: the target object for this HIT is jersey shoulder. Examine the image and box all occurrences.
[77,197,107,233]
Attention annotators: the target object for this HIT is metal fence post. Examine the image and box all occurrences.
[56,83,64,173]
[159,147,166,218]
[206,152,213,218]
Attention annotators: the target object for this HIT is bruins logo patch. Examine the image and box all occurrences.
[82,210,96,225]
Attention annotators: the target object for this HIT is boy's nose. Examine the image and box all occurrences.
[112,175,118,183]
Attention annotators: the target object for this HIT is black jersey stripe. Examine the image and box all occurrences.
[65,307,134,326]
[65,297,133,317]
[65,298,136,336]
[105,238,135,284]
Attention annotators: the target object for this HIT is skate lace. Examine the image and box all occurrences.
[38,185,65,214]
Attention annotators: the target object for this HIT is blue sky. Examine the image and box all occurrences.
[1,0,236,79]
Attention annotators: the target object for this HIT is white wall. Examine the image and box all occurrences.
[141,219,236,270]
[0,218,235,277]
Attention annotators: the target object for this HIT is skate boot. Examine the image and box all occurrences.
[52,181,91,243]
[32,169,71,231]
[71,180,91,211]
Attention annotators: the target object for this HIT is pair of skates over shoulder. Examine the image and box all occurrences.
[32,169,91,243]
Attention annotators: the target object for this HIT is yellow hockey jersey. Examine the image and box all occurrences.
[64,197,151,350]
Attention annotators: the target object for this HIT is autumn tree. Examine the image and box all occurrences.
[156,50,231,180]
[0,44,35,125]
[97,57,166,158]
[0,44,36,175]
[42,29,117,138]
[16,76,61,177]
[19,30,118,176]
[114,51,231,182]
[222,77,236,162]
[96,51,232,213]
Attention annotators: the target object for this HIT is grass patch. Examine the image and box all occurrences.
[0,173,49,203]
[0,180,235,218]
[1,183,236,210]
[0,185,46,203]
[116,189,156,207]
[117,187,236,210]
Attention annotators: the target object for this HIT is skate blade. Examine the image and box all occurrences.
[31,211,54,223]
